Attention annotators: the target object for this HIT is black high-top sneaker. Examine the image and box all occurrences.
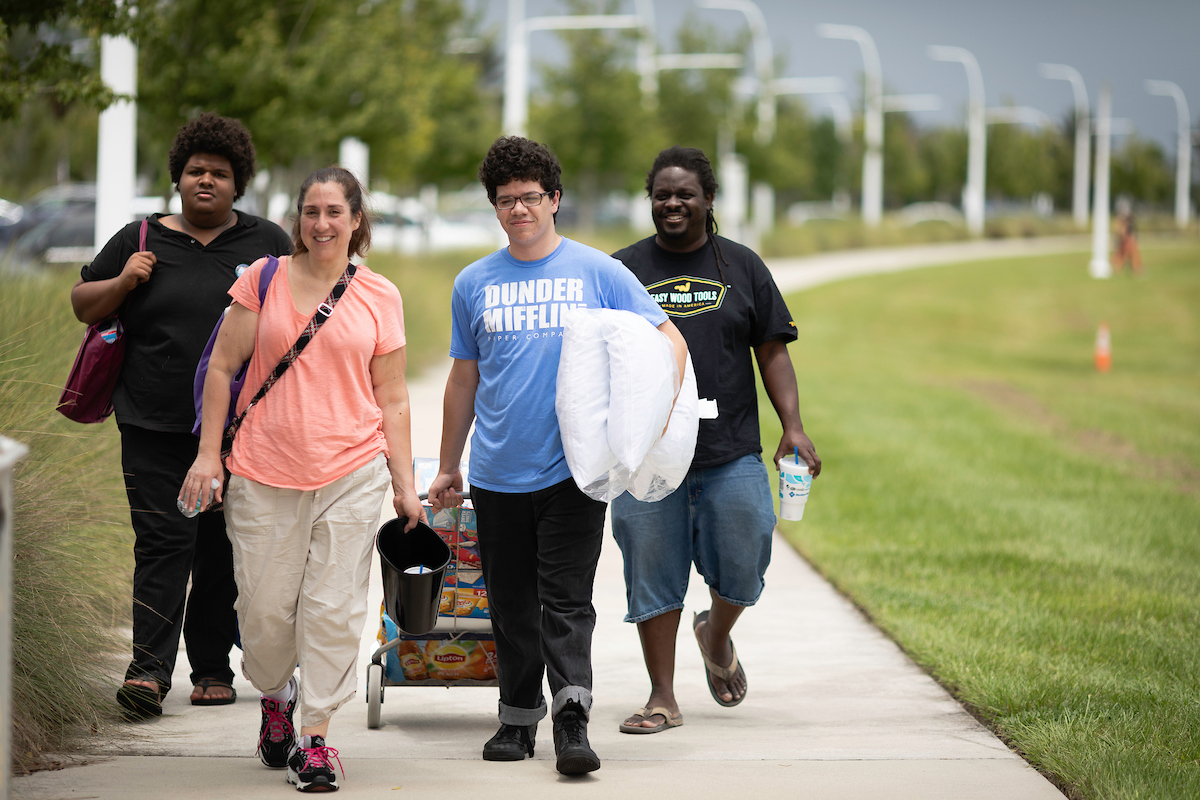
[482,722,537,761]
[552,701,600,775]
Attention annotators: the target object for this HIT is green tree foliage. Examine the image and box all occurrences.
[0,0,142,120]
[1111,136,1173,206]
[0,97,99,199]
[883,112,930,206]
[986,120,1066,201]
[917,126,966,204]
[808,117,845,201]
[137,0,493,192]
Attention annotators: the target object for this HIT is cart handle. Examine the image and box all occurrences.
[417,490,472,502]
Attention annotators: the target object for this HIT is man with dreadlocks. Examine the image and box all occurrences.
[611,145,821,734]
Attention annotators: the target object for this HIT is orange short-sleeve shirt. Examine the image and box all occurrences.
[225,256,405,490]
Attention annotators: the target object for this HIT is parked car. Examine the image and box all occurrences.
[10,205,96,266]
[0,198,23,240]
[1,185,172,268]
[0,184,96,249]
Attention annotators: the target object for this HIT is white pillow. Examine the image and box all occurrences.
[556,309,619,489]
[627,353,698,502]
[606,312,677,472]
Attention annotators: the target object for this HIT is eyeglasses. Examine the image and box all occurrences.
[495,191,553,210]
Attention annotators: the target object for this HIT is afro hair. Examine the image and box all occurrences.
[167,112,257,200]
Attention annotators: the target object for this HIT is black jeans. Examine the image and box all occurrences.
[120,424,237,693]
[471,478,606,725]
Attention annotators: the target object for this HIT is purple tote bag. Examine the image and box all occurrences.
[56,219,148,424]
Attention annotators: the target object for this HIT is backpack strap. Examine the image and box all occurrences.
[257,255,279,306]
[219,261,357,463]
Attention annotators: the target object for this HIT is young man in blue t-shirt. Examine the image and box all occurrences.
[428,137,687,775]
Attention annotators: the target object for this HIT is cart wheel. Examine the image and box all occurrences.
[366,662,384,729]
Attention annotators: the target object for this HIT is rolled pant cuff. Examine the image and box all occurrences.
[551,686,593,720]
[498,699,547,726]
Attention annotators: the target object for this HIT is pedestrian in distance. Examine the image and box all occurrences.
[1111,202,1143,276]
[70,112,292,720]
[180,166,425,793]
[610,145,821,734]
[427,136,687,775]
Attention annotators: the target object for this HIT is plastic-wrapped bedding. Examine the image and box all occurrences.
[626,352,698,503]
[556,308,698,503]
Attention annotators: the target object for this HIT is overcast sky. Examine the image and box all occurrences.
[473,0,1200,155]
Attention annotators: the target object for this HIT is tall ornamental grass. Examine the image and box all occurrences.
[1,268,130,772]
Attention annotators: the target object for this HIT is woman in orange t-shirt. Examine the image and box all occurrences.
[180,166,425,794]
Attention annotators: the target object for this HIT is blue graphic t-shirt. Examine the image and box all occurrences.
[450,237,668,492]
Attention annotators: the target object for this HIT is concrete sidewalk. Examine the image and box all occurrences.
[13,239,1078,799]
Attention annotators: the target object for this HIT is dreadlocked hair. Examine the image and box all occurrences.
[647,145,729,287]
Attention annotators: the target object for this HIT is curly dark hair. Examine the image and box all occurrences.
[478,136,563,219]
[167,112,257,200]
[646,145,730,286]
[290,166,372,259]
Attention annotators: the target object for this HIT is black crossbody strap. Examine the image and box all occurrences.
[220,262,357,462]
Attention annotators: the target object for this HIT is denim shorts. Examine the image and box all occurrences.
[610,452,776,623]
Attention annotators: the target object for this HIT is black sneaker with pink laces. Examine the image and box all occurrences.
[258,676,298,769]
[287,735,342,793]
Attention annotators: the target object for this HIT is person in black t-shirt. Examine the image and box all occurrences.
[71,113,292,720]
[611,146,821,733]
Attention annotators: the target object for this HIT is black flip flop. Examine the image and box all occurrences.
[117,681,164,720]
[191,678,238,706]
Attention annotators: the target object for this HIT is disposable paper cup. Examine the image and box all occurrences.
[779,455,811,521]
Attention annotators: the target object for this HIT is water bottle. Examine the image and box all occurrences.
[178,478,222,518]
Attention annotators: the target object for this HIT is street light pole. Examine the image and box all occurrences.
[94,32,138,252]
[502,0,645,137]
[1039,63,1090,227]
[1090,83,1114,279]
[502,0,527,137]
[635,0,657,104]
[1145,79,1192,229]
[699,0,774,144]
[928,45,986,236]
[818,24,884,227]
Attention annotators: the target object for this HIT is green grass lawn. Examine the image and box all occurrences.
[767,243,1200,800]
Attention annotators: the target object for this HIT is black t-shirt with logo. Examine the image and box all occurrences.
[612,235,797,469]
[81,212,292,432]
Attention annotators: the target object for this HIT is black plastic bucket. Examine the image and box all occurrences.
[376,517,452,636]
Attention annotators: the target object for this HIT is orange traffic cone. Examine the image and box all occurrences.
[1094,322,1112,372]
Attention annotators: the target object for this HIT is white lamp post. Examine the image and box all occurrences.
[94,32,138,251]
[819,24,884,227]
[928,45,985,236]
[1144,79,1192,229]
[1090,83,1114,279]
[636,0,657,103]
[699,0,774,144]
[338,137,370,190]
[503,0,645,137]
[1039,63,1090,227]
